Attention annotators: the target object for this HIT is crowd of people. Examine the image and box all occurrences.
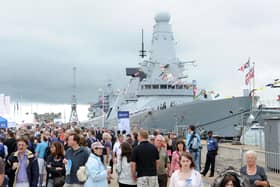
[0,123,270,187]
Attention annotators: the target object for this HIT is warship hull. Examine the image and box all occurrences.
[84,96,254,137]
[125,96,254,137]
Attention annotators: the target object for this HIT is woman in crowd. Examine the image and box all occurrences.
[102,132,112,167]
[220,174,241,187]
[169,152,203,187]
[240,150,269,187]
[166,133,173,162]
[212,166,250,187]
[46,141,65,187]
[116,142,137,187]
[169,139,187,176]
[84,141,109,187]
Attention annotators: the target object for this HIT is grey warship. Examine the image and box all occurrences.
[86,12,255,137]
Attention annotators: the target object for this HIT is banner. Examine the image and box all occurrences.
[117,111,130,134]
[0,116,7,128]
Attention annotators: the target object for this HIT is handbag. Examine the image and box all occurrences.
[53,175,65,187]
[77,166,87,182]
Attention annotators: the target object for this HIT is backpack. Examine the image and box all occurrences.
[44,142,51,161]
[188,133,201,151]
[212,166,250,187]
[0,144,5,158]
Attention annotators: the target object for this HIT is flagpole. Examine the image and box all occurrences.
[252,62,255,111]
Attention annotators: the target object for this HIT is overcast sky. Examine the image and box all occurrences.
[0,0,279,105]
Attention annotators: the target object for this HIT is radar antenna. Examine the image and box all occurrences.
[139,28,147,58]
[69,66,79,124]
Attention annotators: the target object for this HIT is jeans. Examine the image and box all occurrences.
[190,150,201,171]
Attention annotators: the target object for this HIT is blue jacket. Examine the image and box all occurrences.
[84,153,108,187]
[186,132,201,151]
[207,137,218,152]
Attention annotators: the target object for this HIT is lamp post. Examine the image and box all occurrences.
[240,109,255,167]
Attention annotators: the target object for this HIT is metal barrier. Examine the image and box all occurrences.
[265,151,280,174]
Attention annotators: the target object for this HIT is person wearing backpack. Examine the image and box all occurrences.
[186,125,202,171]
[201,131,218,177]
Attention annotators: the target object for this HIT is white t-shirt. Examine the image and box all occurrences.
[113,141,122,159]
[116,156,137,185]
[169,169,204,187]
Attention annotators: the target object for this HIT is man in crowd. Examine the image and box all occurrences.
[154,135,169,187]
[63,133,89,187]
[6,136,39,187]
[186,125,202,171]
[131,129,159,187]
[4,130,17,158]
[201,131,218,177]
[35,135,48,187]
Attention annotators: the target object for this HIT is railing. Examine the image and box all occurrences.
[200,142,280,186]
[265,151,280,174]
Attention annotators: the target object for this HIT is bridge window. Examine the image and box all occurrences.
[160,85,167,89]
[145,85,151,89]
[152,85,159,89]
[176,85,183,89]
[168,85,175,89]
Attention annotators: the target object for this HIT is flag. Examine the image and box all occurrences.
[245,67,254,85]
[133,71,140,77]
[161,74,167,80]
[193,85,198,97]
[255,87,264,91]
[266,79,280,88]
[238,58,250,72]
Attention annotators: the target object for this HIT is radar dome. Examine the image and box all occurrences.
[155,12,170,23]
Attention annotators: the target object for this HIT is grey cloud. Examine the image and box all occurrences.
[0,0,279,105]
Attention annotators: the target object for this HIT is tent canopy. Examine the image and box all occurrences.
[0,116,8,128]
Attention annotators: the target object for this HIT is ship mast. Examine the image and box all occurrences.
[139,28,146,58]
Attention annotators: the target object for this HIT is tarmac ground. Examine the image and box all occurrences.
[109,142,280,187]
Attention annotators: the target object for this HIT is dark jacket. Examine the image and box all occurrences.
[46,155,65,178]
[46,155,65,186]
[6,150,39,187]
[65,146,89,185]
[4,138,17,158]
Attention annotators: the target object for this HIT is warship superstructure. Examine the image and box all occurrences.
[86,12,256,137]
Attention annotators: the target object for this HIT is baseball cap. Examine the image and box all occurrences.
[91,141,104,149]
